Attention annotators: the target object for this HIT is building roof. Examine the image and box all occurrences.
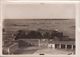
[50,41,75,45]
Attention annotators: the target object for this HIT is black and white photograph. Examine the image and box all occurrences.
[2,3,76,55]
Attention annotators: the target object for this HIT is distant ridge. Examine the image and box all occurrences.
[4,19,74,20]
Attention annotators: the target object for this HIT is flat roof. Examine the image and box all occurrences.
[50,41,75,45]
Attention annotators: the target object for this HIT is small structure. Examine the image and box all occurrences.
[48,41,75,50]
[48,44,55,49]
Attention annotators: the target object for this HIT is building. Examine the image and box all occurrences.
[48,41,75,50]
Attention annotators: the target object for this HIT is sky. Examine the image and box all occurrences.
[4,3,75,19]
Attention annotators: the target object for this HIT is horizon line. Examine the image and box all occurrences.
[4,18,75,20]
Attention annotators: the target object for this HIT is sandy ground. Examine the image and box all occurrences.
[33,48,74,55]
[12,46,74,55]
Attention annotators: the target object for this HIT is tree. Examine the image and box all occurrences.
[43,32,50,38]
[50,31,63,41]
[15,30,26,40]
[26,30,42,39]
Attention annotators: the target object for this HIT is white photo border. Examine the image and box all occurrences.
[0,1,80,57]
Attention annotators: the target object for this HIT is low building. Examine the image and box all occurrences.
[48,41,75,50]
